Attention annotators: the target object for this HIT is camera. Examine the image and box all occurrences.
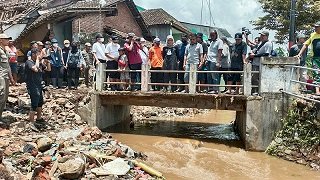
[242,27,251,36]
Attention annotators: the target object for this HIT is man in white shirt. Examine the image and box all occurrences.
[207,30,223,94]
[92,33,107,64]
[105,35,121,90]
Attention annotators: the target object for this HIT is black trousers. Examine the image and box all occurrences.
[163,71,177,91]
[150,67,163,90]
[67,67,80,88]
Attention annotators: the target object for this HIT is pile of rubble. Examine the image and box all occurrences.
[0,85,164,179]
[131,106,210,121]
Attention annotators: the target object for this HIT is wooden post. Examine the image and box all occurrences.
[95,63,106,91]
[189,64,197,94]
[243,63,252,96]
[141,64,149,92]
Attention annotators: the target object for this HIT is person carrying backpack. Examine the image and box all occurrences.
[66,42,85,89]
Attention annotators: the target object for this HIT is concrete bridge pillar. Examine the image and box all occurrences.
[87,93,130,130]
[236,57,300,151]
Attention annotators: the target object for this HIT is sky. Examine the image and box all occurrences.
[134,0,274,42]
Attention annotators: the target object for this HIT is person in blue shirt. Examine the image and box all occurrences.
[49,38,64,89]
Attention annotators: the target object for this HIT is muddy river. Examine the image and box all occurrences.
[106,110,320,180]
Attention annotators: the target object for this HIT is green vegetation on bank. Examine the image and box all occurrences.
[266,100,320,170]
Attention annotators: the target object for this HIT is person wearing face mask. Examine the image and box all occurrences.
[66,42,85,89]
[41,41,52,86]
[176,34,189,92]
[62,40,71,84]
[148,37,163,91]
[162,35,179,92]
[92,33,107,65]
[49,38,64,89]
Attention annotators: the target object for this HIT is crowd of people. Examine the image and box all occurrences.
[2,21,320,129]
[90,30,272,94]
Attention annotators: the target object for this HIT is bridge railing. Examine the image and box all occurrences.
[282,65,320,103]
[95,63,258,95]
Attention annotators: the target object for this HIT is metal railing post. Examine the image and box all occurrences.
[189,64,197,94]
[95,63,106,91]
[141,64,149,92]
[243,63,252,96]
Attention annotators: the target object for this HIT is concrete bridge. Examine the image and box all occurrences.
[83,57,302,151]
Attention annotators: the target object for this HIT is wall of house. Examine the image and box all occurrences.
[72,2,143,37]
[20,24,49,50]
[148,25,170,43]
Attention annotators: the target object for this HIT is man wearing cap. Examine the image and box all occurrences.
[6,38,18,85]
[105,35,121,91]
[0,33,11,118]
[196,32,209,92]
[149,37,163,91]
[297,21,320,94]
[249,30,272,94]
[207,30,223,94]
[228,33,247,94]
[82,42,94,87]
[124,33,142,91]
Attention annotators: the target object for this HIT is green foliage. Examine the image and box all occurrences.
[275,47,287,57]
[266,100,320,166]
[252,0,320,43]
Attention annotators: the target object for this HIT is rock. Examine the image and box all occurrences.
[78,127,102,141]
[0,129,10,137]
[91,158,130,176]
[296,159,308,165]
[0,165,14,180]
[74,114,81,122]
[58,157,85,179]
[310,162,320,170]
[65,102,75,109]
[31,166,50,180]
[284,149,292,155]
[37,137,53,152]
[7,96,18,104]
[17,97,30,108]
[56,98,67,105]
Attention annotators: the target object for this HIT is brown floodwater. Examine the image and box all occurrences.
[105,110,320,180]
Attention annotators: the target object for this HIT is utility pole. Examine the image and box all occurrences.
[289,0,296,49]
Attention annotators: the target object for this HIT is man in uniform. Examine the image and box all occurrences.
[0,33,11,118]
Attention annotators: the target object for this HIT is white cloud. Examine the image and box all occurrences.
[134,0,277,42]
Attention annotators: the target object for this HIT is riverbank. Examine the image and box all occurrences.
[266,99,320,170]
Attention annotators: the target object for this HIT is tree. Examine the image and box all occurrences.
[252,0,320,43]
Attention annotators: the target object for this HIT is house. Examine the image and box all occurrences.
[140,8,191,42]
[0,0,150,51]
[180,21,232,41]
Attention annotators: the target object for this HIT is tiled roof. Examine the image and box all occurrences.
[140,8,190,34]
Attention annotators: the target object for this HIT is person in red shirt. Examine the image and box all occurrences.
[124,33,142,91]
